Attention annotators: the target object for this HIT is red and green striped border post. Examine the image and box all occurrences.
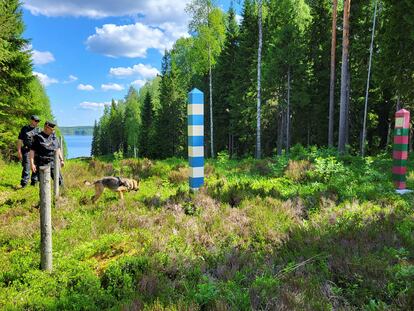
[392,109,410,190]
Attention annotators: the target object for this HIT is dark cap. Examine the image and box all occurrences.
[31,115,40,122]
[45,120,56,128]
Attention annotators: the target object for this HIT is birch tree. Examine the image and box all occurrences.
[256,0,263,159]
[186,0,225,158]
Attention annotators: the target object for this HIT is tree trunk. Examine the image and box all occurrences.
[286,67,291,153]
[328,0,338,147]
[209,48,214,158]
[338,0,351,154]
[256,0,263,159]
[277,109,284,156]
[345,60,350,146]
[361,0,378,157]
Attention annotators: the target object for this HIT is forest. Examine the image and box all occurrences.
[90,0,414,159]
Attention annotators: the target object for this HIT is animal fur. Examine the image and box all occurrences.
[84,177,139,203]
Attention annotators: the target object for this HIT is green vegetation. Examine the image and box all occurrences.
[60,127,94,136]
[0,0,54,160]
[1,148,413,309]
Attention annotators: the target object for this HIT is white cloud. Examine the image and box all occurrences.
[101,83,124,91]
[22,0,189,25]
[63,75,78,84]
[110,63,159,79]
[236,14,243,25]
[77,84,95,91]
[131,79,147,88]
[32,49,55,65]
[80,101,111,110]
[33,71,58,86]
[86,22,188,58]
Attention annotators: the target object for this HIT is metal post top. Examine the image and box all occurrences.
[189,88,203,94]
[396,109,410,116]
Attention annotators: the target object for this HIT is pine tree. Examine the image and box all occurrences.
[338,0,351,154]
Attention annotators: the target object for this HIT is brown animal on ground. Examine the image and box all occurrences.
[84,177,139,203]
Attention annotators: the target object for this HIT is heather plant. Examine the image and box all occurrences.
[0,151,413,310]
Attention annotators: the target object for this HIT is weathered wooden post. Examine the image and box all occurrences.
[53,150,60,200]
[60,136,64,158]
[39,165,52,271]
[188,88,204,192]
[392,109,410,193]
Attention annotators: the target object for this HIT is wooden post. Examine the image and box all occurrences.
[392,109,410,191]
[39,165,52,271]
[188,88,204,192]
[60,136,64,159]
[54,150,60,200]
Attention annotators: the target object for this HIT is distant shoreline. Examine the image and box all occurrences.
[60,126,93,136]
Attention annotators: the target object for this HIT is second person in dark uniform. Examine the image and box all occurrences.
[30,120,64,185]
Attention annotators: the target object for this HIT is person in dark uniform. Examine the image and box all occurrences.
[17,115,41,187]
[29,120,64,186]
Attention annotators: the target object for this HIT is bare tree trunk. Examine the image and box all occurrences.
[338,0,351,154]
[345,61,350,146]
[277,109,284,156]
[286,67,291,153]
[328,0,338,147]
[256,0,263,159]
[396,96,401,111]
[361,0,378,157]
[209,48,214,158]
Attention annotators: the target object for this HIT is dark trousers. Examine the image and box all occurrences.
[36,161,64,187]
[21,151,38,186]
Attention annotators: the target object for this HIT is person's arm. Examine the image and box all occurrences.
[30,150,36,173]
[17,139,23,161]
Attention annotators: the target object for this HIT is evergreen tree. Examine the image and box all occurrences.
[139,92,154,158]
[0,0,36,158]
[230,0,258,156]
[91,120,100,156]
[153,51,187,158]
[213,7,239,156]
[264,0,311,153]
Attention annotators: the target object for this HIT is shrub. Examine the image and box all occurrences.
[168,167,188,184]
[284,160,312,182]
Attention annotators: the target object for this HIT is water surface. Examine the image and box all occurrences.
[64,135,92,159]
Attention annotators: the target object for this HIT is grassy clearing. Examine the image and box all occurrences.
[0,148,413,310]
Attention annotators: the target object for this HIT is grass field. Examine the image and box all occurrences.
[0,147,413,310]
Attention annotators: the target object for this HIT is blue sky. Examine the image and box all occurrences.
[22,0,241,127]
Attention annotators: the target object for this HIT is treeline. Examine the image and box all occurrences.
[92,0,414,159]
[60,126,94,136]
[0,0,54,160]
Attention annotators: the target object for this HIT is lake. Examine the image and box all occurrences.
[64,135,93,159]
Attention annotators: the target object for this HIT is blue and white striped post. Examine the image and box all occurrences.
[188,88,204,191]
